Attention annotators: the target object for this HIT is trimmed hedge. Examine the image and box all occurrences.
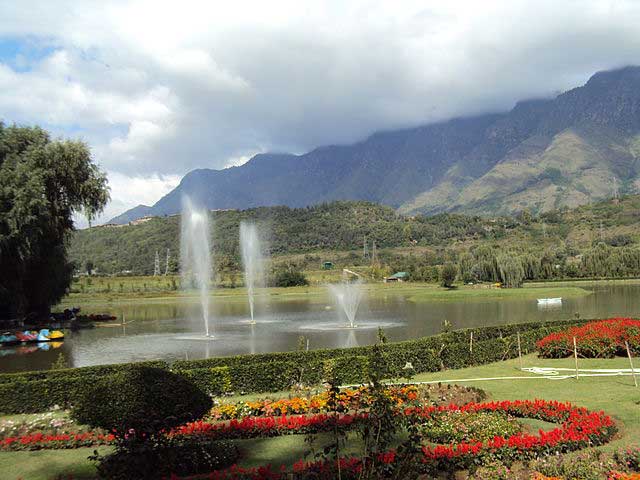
[0,318,593,413]
[172,366,232,396]
[0,360,169,414]
[171,318,593,393]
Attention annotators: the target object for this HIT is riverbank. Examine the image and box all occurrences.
[58,275,602,308]
[406,286,591,303]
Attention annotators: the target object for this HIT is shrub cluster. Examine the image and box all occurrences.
[537,318,640,358]
[0,319,593,414]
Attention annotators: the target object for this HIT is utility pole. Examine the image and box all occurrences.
[153,250,160,276]
[612,176,619,200]
[371,240,378,266]
[363,236,369,259]
[164,249,170,276]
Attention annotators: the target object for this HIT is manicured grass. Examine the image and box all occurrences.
[57,277,441,307]
[0,447,111,480]
[60,274,598,309]
[407,286,591,302]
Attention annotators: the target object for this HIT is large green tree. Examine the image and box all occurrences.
[0,123,109,319]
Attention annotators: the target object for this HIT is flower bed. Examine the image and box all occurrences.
[0,431,115,450]
[208,383,485,421]
[171,398,618,479]
[0,399,615,459]
[537,318,640,358]
[209,385,418,420]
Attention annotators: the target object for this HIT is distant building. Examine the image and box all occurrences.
[384,271,409,283]
[129,216,155,226]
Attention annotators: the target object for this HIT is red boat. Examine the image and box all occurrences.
[15,331,39,343]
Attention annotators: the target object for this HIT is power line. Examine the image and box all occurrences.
[164,248,170,276]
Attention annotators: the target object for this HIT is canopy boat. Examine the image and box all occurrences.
[0,333,19,345]
[36,329,65,342]
[16,330,39,343]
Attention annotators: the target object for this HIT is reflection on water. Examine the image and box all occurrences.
[1,284,639,372]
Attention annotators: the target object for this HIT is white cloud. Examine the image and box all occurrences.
[2,0,640,221]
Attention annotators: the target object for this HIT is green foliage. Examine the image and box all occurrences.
[94,439,239,480]
[67,195,640,285]
[497,254,525,288]
[71,366,211,443]
[421,411,522,444]
[0,123,108,318]
[50,353,68,371]
[0,360,168,414]
[173,366,232,396]
[322,355,369,385]
[272,265,309,287]
[439,262,457,287]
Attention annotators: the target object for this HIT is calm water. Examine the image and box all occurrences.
[1,284,638,373]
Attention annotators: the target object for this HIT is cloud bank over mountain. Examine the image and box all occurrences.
[2,0,640,223]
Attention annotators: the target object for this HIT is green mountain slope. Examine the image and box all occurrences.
[71,196,640,276]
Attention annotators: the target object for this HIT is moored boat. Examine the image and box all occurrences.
[36,329,65,342]
[0,333,20,345]
[537,297,562,304]
[16,330,39,343]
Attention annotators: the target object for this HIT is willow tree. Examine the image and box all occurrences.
[497,254,525,288]
[0,123,109,320]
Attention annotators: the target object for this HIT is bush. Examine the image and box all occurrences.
[71,366,212,443]
[95,438,239,480]
[439,263,457,287]
[272,269,309,287]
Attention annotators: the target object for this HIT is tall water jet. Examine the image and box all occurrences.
[329,279,364,328]
[240,221,265,324]
[181,197,213,337]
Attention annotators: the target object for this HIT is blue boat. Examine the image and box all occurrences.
[0,333,19,346]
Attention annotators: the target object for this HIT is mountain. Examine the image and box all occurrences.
[108,204,154,225]
[110,66,640,224]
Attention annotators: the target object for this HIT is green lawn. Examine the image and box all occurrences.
[3,354,638,479]
[407,286,591,302]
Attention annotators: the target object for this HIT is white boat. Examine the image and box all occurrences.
[537,297,562,304]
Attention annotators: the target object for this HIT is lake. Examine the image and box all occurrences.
[1,283,638,373]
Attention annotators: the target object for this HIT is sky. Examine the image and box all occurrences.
[1,0,640,226]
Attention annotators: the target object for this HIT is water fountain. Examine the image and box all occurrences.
[329,279,364,328]
[240,221,265,325]
[180,197,213,337]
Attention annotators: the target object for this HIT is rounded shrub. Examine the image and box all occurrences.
[71,365,212,441]
[95,439,239,480]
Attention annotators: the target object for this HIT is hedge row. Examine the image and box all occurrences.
[171,318,592,393]
[0,318,591,413]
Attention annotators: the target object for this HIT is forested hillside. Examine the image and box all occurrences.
[71,202,502,275]
[70,196,640,280]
